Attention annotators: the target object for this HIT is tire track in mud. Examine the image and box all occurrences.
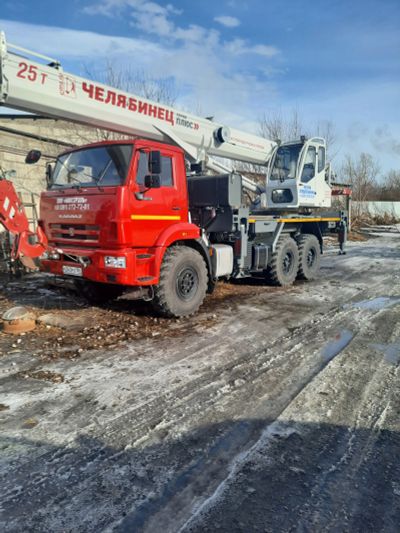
[181,302,400,533]
[141,294,399,532]
[292,313,400,533]
[67,304,398,531]
[1,242,399,532]
[42,272,394,449]
[1,290,395,532]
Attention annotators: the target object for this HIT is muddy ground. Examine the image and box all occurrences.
[0,230,399,532]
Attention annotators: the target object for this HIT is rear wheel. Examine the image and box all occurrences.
[153,246,208,317]
[297,234,321,280]
[75,280,125,304]
[267,237,299,286]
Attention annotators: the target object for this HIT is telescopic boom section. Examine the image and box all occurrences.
[0,31,276,170]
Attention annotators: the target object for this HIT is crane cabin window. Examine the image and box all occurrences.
[318,146,326,173]
[301,146,316,183]
[270,144,302,181]
[51,144,132,188]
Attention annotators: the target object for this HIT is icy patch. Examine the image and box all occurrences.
[392,482,400,497]
[321,330,354,362]
[37,288,59,297]
[345,296,400,311]
[177,420,299,532]
[371,341,400,365]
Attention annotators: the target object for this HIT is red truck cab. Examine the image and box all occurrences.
[39,140,206,301]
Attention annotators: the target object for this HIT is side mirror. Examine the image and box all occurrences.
[148,151,161,175]
[45,163,54,187]
[144,174,161,189]
[25,149,42,164]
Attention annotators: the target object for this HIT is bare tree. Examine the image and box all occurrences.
[258,108,303,143]
[315,119,338,160]
[342,152,380,223]
[342,152,379,201]
[379,170,400,201]
[102,62,177,106]
[259,110,337,160]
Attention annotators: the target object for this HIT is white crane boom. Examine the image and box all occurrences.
[0,31,276,181]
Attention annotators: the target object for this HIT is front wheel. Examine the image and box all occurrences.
[152,246,208,317]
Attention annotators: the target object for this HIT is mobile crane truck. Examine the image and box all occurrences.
[0,31,347,317]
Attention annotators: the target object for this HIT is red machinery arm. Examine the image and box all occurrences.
[0,179,48,260]
[331,187,352,197]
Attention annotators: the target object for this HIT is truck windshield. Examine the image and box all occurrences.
[51,144,133,188]
[270,143,303,181]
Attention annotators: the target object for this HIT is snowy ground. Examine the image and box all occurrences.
[0,232,399,532]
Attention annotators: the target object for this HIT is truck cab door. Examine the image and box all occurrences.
[130,148,188,247]
[298,139,331,208]
[264,143,301,209]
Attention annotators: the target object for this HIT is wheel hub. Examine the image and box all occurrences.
[176,267,198,301]
[307,248,316,267]
[283,251,294,274]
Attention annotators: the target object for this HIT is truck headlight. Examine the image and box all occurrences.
[104,256,126,269]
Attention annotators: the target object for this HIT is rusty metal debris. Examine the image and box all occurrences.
[2,306,36,334]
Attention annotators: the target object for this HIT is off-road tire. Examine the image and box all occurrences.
[267,237,299,286]
[75,280,125,305]
[152,246,208,317]
[297,234,321,280]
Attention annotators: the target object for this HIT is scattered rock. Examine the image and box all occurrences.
[37,313,90,331]
[289,466,306,474]
[0,404,10,411]
[22,418,39,429]
[17,370,64,383]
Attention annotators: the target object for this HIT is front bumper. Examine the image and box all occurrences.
[41,246,161,286]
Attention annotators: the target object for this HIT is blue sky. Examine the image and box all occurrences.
[1,0,399,174]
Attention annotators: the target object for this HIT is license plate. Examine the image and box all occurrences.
[62,265,82,277]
